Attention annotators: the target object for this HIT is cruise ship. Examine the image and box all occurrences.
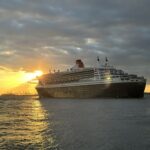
[36,58,146,98]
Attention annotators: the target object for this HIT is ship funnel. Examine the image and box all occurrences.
[76,59,84,68]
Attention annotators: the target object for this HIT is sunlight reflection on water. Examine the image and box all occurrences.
[0,96,58,150]
[1,95,150,150]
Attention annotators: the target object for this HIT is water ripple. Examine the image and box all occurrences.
[0,96,58,150]
[1,95,150,150]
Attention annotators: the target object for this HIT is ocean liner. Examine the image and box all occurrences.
[36,58,146,98]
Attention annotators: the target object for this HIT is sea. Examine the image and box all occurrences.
[0,95,150,150]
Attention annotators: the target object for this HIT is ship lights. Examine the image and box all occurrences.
[107,77,111,80]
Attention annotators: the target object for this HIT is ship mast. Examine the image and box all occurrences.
[105,57,108,67]
[94,56,101,79]
[97,56,100,67]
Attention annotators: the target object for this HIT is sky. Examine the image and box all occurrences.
[0,0,150,93]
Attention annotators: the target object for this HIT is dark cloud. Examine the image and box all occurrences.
[0,0,150,82]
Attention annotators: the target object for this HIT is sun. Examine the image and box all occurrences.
[24,70,43,82]
[34,70,43,77]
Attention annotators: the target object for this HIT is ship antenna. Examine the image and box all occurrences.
[97,56,100,62]
[96,56,101,79]
[105,57,108,66]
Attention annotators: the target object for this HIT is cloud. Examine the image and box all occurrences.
[0,0,149,83]
[0,66,11,71]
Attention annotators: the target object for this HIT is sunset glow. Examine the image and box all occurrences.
[0,69,43,94]
[145,85,150,93]
[23,70,43,82]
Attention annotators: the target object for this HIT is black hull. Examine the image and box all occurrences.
[36,82,146,98]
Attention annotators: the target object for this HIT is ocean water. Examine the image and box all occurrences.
[0,95,150,150]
